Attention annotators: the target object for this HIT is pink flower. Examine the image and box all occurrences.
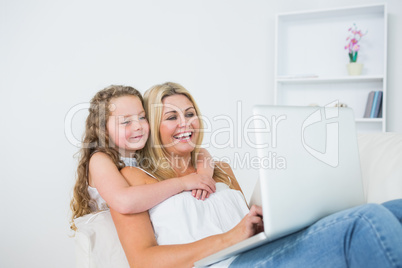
[353,44,360,51]
[345,24,367,62]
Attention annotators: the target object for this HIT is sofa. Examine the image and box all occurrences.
[357,133,402,203]
[73,133,402,267]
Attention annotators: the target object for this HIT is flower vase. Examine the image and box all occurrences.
[347,63,363,76]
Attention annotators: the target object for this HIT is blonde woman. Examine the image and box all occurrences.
[111,82,402,268]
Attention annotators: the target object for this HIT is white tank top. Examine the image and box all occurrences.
[149,181,249,267]
[88,157,137,212]
[150,182,249,244]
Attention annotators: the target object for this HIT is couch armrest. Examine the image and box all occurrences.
[358,133,402,204]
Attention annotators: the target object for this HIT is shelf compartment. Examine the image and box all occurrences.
[276,4,386,78]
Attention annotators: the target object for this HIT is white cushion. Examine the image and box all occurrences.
[74,210,129,268]
[358,133,402,204]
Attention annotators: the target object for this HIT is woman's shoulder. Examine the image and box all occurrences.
[214,161,243,192]
[214,161,235,177]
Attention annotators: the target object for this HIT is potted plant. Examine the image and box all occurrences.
[345,24,367,75]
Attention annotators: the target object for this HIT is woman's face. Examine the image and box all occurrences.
[159,94,200,157]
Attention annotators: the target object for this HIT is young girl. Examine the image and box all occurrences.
[70,85,216,230]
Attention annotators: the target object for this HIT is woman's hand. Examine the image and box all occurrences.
[225,205,264,245]
[178,173,216,200]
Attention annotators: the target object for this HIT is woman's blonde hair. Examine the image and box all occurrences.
[70,85,143,231]
[141,82,232,186]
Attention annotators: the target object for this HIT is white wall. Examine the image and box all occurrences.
[1,0,401,267]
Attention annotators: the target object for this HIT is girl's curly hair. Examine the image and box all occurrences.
[70,85,143,231]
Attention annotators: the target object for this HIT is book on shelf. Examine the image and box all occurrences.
[371,91,383,118]
[363,91,375,118]
[378,101,383,118]
[363,91,383,118]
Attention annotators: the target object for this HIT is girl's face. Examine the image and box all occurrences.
[107,95,149,157]
[159,94,200,157]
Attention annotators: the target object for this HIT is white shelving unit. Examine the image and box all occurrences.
[274,4,387,132]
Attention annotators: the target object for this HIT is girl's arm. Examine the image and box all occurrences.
[193,148,215,200]
[111,164,263,268]
[89,152,216,214]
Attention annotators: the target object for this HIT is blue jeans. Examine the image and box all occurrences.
[230,199,402,268]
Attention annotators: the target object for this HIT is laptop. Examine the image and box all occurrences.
[194,104,365,267]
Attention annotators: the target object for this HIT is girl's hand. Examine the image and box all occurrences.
[179,173,216,198]
[225,205,264,244]
[191,189,210,200]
